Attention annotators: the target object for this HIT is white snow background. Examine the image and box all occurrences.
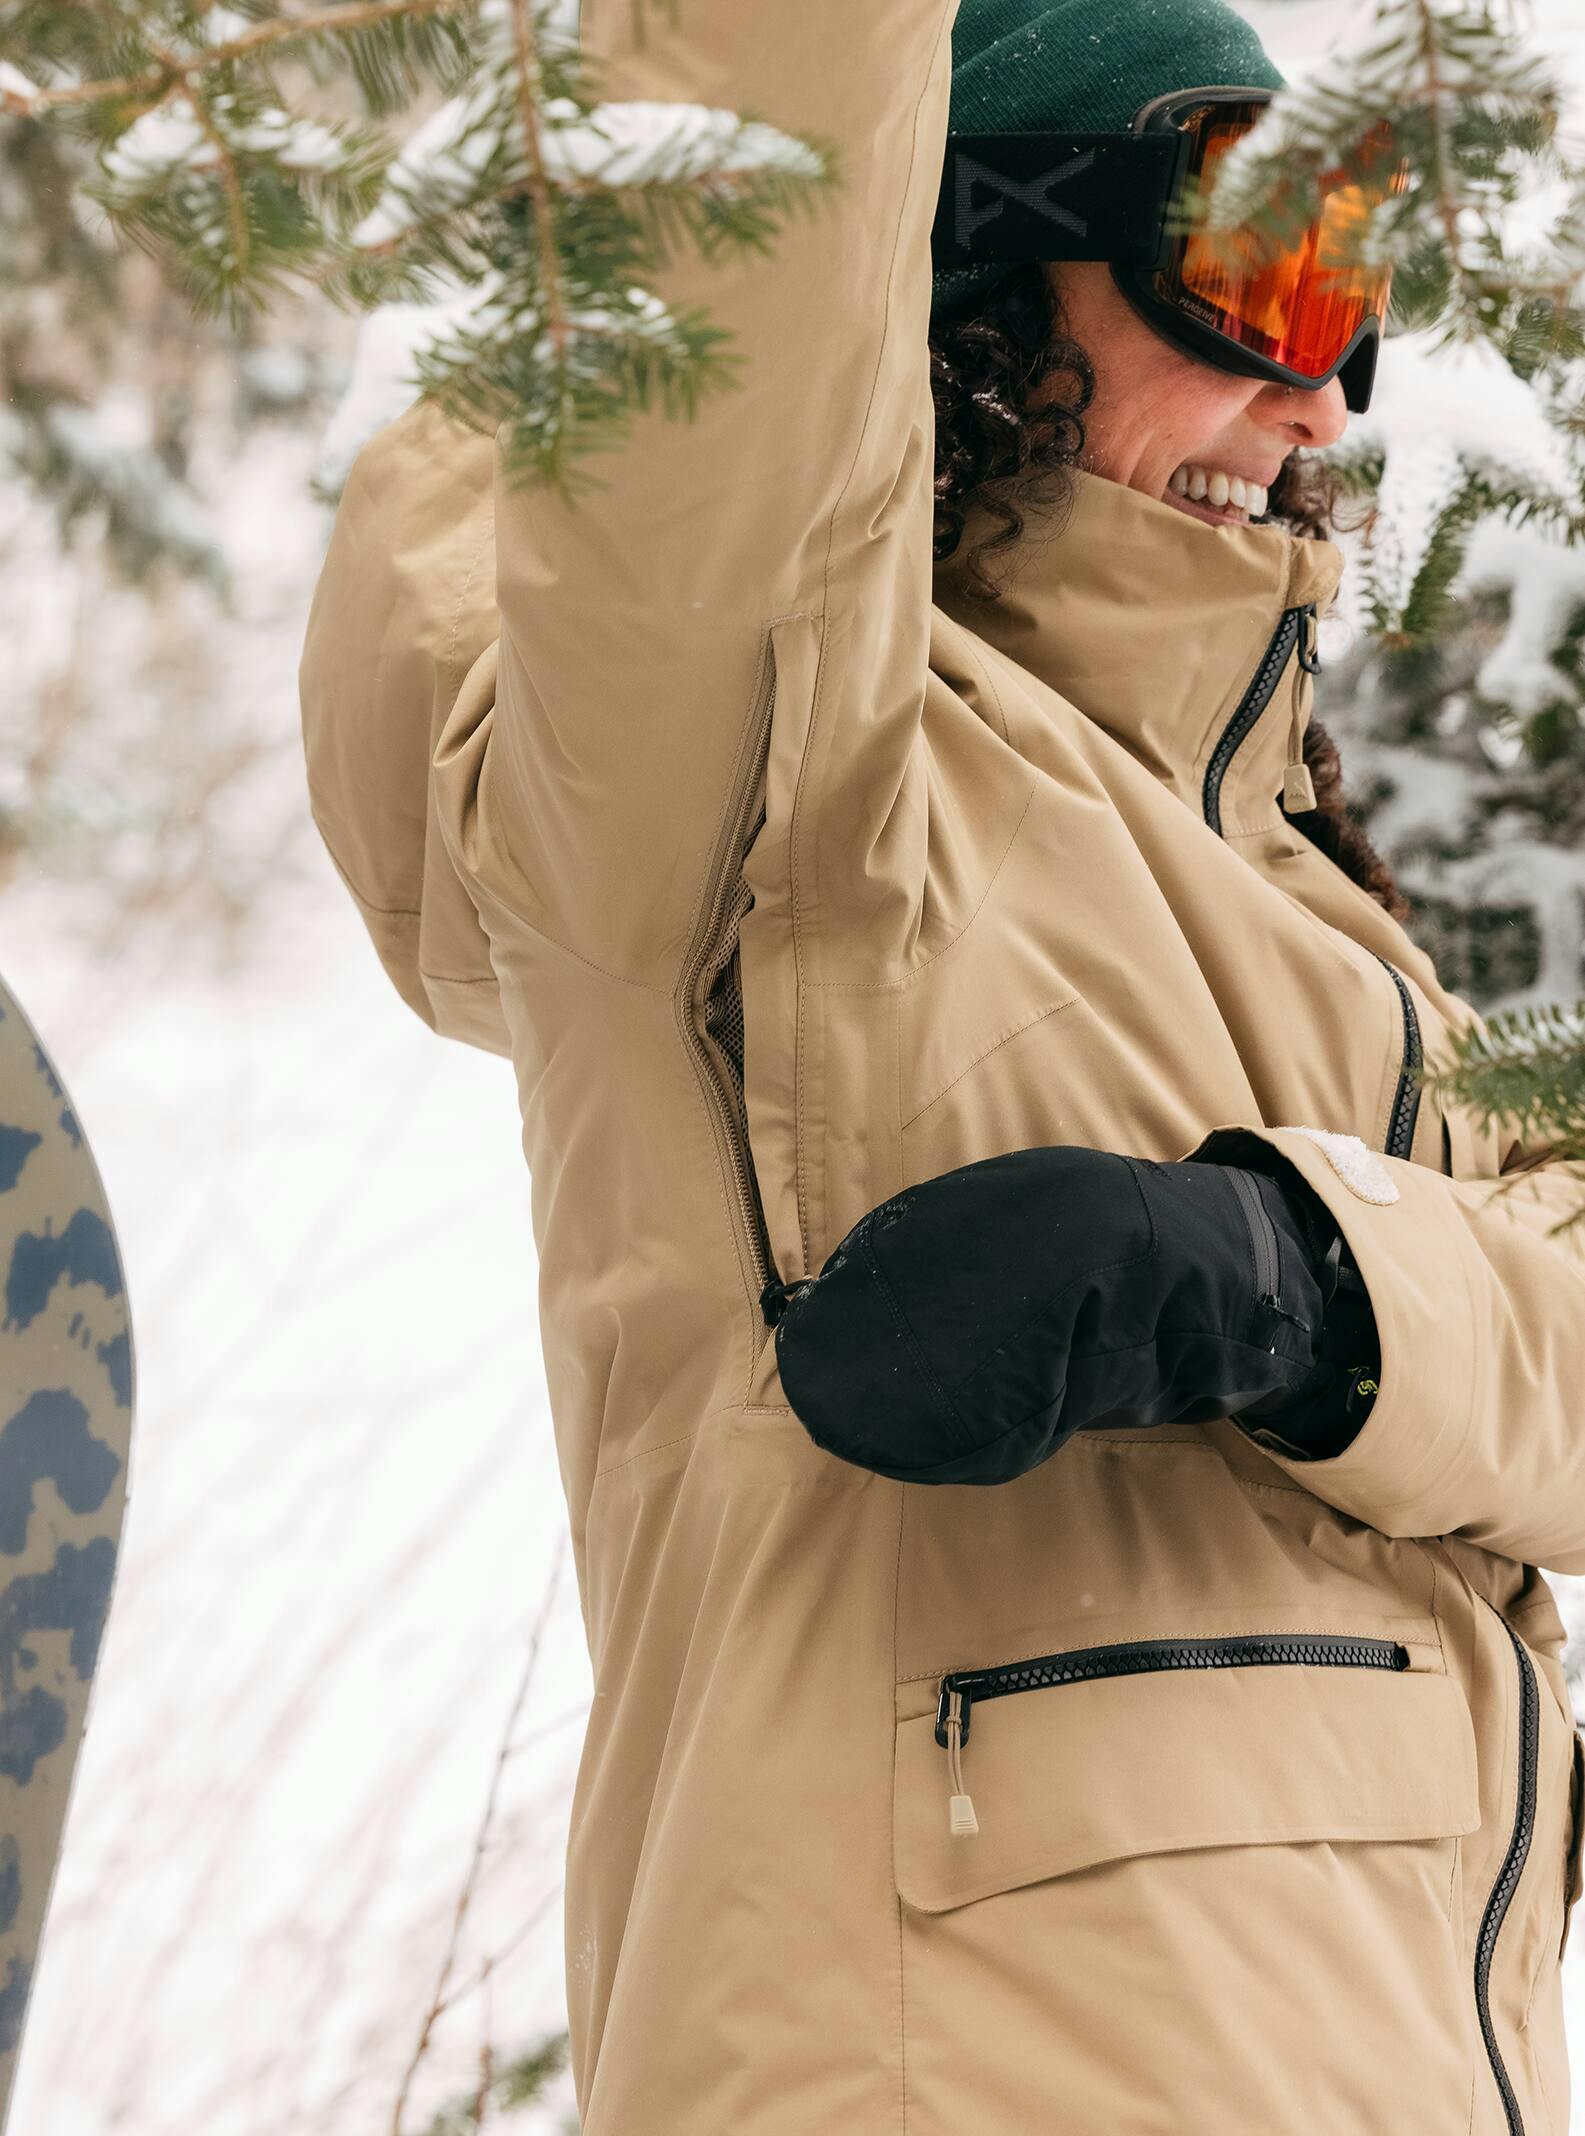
[1,387,591,2135]
[2,1,1584,2129]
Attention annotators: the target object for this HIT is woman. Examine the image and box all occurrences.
[299,1,1585,2128]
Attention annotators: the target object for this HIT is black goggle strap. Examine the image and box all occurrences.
[932,131,1188,274]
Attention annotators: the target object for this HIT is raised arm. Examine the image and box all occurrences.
[469,0,955,979]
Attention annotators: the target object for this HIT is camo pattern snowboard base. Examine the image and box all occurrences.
[0,977,133,2127]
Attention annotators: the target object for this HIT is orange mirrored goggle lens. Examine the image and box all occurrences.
[1158,102,1407,380]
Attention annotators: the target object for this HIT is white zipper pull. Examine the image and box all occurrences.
[942,1686,979,1837]
[1283,604,1319,815]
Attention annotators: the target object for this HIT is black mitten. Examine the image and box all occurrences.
[1220,1156,1381,1463]
[770,1144,1378,1486]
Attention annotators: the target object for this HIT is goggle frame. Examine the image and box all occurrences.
[931,85,1401,414]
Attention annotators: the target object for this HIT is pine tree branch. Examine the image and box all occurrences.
[21,0,469,112]
[141,31,250,276]
[1411,0,1477,314]
[507,0,565,360]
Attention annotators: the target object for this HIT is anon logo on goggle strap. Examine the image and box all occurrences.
[952,148,1096,251]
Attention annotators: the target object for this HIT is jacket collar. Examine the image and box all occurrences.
[932,466,1347,833]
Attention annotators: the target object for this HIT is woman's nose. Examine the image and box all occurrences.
[1254,374,1349,450]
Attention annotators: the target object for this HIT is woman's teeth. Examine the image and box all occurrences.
[1166,464,1269,520]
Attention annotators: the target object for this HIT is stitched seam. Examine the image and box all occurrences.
[902,995,1079,1127]
[487,917,669,994]
[481,624,818,1003]
[944,623,1013,747]
[786,0,952,1272]
[677,626,783,997]
[808,780,1040,992]
[442,496,494,701]
[344,884,422,920]
[897,985,905,1196]
[785,620,821,1278]
[966,1325,1316,1386]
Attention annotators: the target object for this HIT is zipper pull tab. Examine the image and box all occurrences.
[1283,605,1319,815]
[759,1274,812,1328]
[939,1685,979,1838]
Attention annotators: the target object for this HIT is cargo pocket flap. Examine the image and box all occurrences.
[896,1659,1479,1915]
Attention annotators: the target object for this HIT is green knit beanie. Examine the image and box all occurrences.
[931,0,1285,326]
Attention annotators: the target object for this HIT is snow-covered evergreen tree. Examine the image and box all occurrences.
[2,0,834,494]
[8,0,1585,1151]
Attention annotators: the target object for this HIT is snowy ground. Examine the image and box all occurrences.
[1,410,589,2134]
[5,2,1585,2129]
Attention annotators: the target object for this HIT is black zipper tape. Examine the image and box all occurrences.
[935,1631,1409,1748]
[1202,606,1305,836]
[1372,954,1423,1161]
[1474,1614,1539,2135]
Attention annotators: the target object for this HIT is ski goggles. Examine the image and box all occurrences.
[931,86,1408,413]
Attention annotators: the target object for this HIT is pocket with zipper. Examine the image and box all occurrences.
[934,1631,1408,1837]
[894,1624,1480,1916]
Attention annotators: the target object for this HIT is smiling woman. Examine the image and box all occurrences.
[930,257,1356,573]
[1042,257,1350,526]
[299,0,1585,2127]
[928,251,1404,917]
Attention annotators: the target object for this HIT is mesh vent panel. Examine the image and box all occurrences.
[702,866,755,1100]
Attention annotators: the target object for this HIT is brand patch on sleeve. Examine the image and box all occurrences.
[1283,1127,1401,1206]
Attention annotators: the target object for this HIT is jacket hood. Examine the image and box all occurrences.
[932,466,1347,826]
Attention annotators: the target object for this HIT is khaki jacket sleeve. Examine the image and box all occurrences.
[298,399,510,1056]
[1184,1103,1585,1577]
[469,0,956,980]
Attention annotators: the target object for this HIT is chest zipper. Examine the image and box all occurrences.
[1372,953,1423,1161]
[1204,611,1426,1168]
[934,1632,1409,1838]
[1202,604,1311,836]
[676,655,786,1326]
[1474,1612,1540,2136]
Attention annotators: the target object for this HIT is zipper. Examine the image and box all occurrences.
[676,653,783,1322]
[1202,605,1309,836]
[1372,953,1423,1160]
[1224,1165,1311,1340]
[1224,1165,1283,1310]
[1474,1614,1539,2136]
[933,1632,1409,1835]
[1201,607,1424,1165]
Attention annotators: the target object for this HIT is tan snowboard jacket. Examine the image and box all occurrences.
[300,3,1585,2128]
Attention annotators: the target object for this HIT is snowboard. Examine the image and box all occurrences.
[0,974,134,2129]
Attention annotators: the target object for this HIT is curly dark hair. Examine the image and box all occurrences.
[929,261,1408,923]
